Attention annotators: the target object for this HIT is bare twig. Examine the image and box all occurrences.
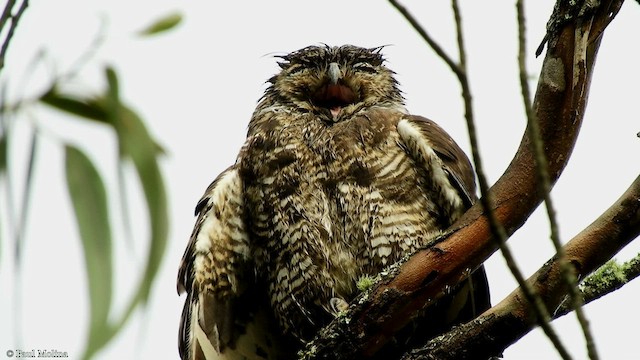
[60,15,107,82]
[403,172,640,359]
[516,2,535,124]
[516,0,597,359]
[450,3,568,356]
[0,0,16,31]
[522,2,624,356]
[388,0,462,78]
[459,0,570,357]
[14,128,38,262]
[388,5,552,338]
[7,123,39,348]
[301,0,620,357]
[0,0,29,73]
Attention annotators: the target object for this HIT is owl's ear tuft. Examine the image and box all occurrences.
[369,45,389,54]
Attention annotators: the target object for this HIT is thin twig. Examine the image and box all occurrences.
[388,0,464,79]
[59,15,107,82]
[303,0,613,354]
[516,1,535,122]
[402,167,640,359]
[516,1,598,359]
[388,0,571,358]
[14,125,38,263]
[0,0,16,31]
[452,1,572,358]
[0,0,29,73]
[8,124,38,349]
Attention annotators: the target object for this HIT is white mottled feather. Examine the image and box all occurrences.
[396,118,464,213]
[178,167,283,360]
[179,45,491,359]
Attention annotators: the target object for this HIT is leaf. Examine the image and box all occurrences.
[107,65,168,316]
[81,67,168,359]
[40,87,109,124]
[138,12,183,37]
[41,68,167,359]
[64,145,113,358]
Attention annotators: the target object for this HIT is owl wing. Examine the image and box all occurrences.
[396,115,491,322]
[397,115,477,210]
[177,166,284,360]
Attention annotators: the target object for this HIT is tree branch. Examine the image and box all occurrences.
[555,252,640,317]
[388,0,462,78]
[403,173,640,359]
[0,0,29,73]
[388,5,557,347]
[517,0,597,358]
[300,1,624,358]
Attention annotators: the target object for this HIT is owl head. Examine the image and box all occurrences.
[263,44,405,122]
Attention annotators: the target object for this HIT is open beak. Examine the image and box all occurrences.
[311,62,356,119]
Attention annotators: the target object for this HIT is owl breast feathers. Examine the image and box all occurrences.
[177,44,490,360]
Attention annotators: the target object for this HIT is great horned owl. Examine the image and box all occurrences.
[177,45,490,360]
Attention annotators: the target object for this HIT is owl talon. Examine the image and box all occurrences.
[329,297,349,316]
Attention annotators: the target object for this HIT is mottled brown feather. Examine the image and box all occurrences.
[405,115,477,206]
[178,45,490,359]
[178,166,289,359]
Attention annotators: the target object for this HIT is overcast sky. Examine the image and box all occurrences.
[1,1,639,359]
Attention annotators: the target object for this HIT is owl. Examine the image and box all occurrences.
[177,44,490,360]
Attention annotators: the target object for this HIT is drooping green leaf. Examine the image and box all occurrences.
[80,67,168,360]
[64,145,113,359]
[138,12,183,37]
[40,67,167,360]
[40,87,109,124]
[107,65,168,325]
[103,67,134,254]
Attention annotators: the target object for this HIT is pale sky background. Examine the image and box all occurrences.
[1,1,639,359]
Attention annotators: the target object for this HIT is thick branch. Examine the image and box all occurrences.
[404,174,640,359]
[515,2,575,356]
[300,1,623,359]
[519,1,600,358]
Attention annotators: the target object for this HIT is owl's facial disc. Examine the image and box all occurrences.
[312,83,356,119]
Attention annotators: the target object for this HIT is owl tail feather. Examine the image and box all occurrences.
[180,291,290,360]
[179,292,222,360]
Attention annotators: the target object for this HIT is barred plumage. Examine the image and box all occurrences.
[178,44,490,359]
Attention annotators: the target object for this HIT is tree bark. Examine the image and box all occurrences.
[402,174,640,359]
[300,1,627,358]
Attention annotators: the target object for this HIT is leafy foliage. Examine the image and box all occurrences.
[0,8,179,358]
[137,12,183,37]
[65,145,114,356]
[42,68,168,359]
